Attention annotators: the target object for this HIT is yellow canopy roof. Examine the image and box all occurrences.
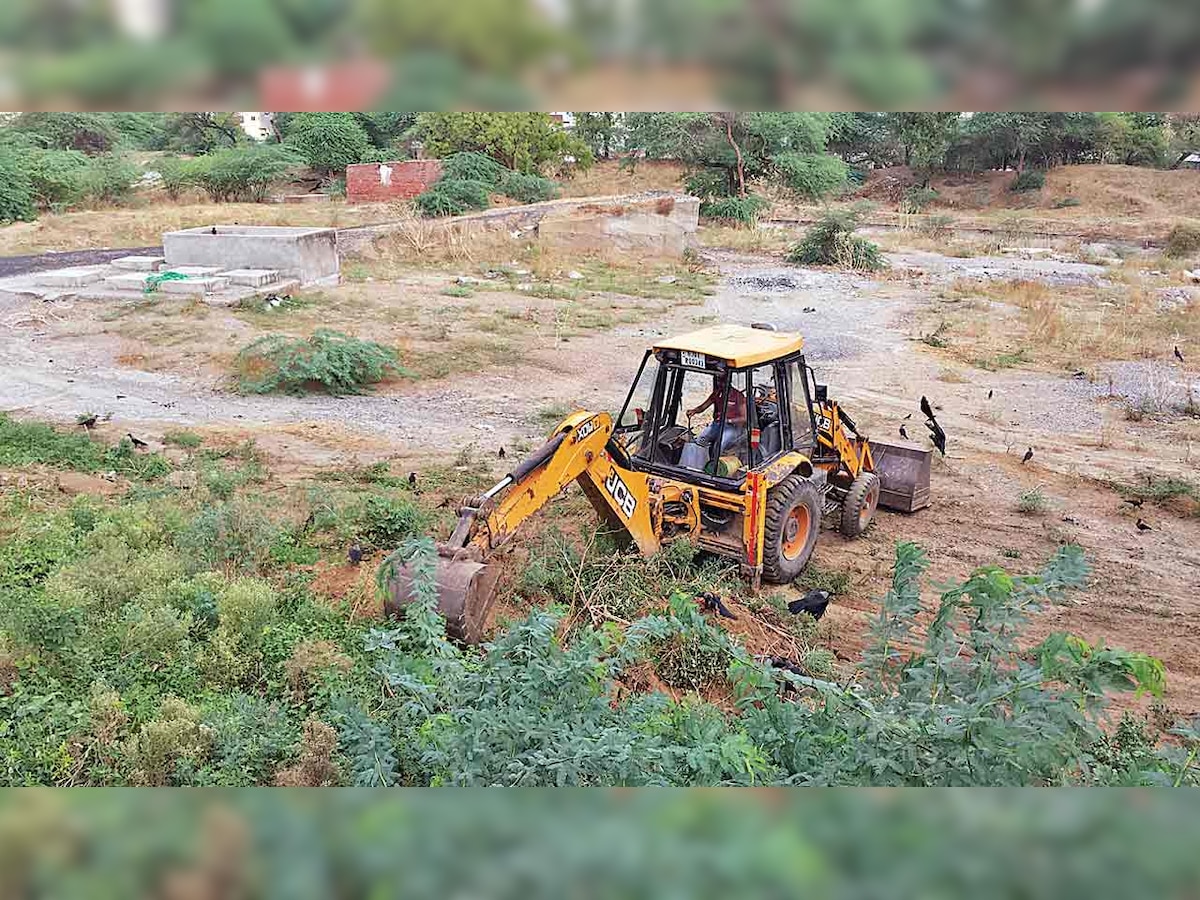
[653,324,804,368]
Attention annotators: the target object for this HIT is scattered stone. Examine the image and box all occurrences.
[656,275,678,284]
[567,270,584,280]
[455,275,480,285]
[1185,269,1200,284]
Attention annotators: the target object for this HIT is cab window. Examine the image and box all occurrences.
[788,360,815,452]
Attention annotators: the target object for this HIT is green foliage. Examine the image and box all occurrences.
[0,150,36,223]
[191,146,296,203]
[162,430,202,449]
[773,151,849,200]
[1010,170,1046,192]
[415,179,492,217]
[25,149,90,209]
[572,112,625,159]
[1052,196,1081,209]
[357,495,429,550]
[1017,487,1048,514]
[10,112,120,153]
[154,156,201,201]
[1164,223,1200,259]
[901,185,939,213]
[81,153,139,203]
[787,207,885,271]
[439,151,506,186]
[235,330,407,396]
[284,112,372,176]
[684,168,731,200]
[501,171,560,203]
[0,414,170,480]
[699,195,770,225]
[416,112,593,174]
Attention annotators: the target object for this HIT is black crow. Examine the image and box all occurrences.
[210,226,218,235]
[788,589,831,621]
[924,417,947,456]
[127,433,148,450]
[920,395,935,421]
[1071,370,1086,378]
[1136,518,1152,532]
[1175,346,1185,363]
[498,446,506,459]
[77,414,97,430]
[899,425,908,440]
[987,389,993,400]
[902,412,912,420]
[116,394,126,400]
[348,543,363,565]
[1122,497,1144,508]
[408,472,418,489]
[698,591,737,619]
[1021,447,1033,464]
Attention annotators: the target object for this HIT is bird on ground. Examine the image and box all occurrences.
[1136,518,1153,532]
[925,418,947,456]
[210,226,218,235]
[77,414,97,430]
[1021,447,1034,464]
[920,395,935,421]
[498,446,506,459]
[899,425,909,439]
[115,394,126,400]
[348,543,363,565]
[127,433,148,450]
[1071,370,1086,379]
[788,589,831,621]
[408,472,418,490]
[987,389,994,400]
[902,412,912,420]
[1176,346,1185,363]
[698,591,737,620]
[1122,497,1144,508]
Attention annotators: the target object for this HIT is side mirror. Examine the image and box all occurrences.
[815,384,828,402]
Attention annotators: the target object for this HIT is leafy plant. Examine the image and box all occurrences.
[901,185,939,213]
[1017,487,1048,514]
[786,207,885,271]
[773,151,848,200]
[284,112,372,176]
[1164,223,1200,259]
[501,171,560,203]
[1010,170,1046,192]
[191,146,296,202]
[439,151,506,186]
[699,194,769,226]
[234,330,408,395]
[0,149,36,223]
[415,179,492,217]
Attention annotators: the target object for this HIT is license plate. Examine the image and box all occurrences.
[680,350,706,368]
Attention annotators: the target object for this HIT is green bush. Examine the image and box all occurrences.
[439,151,506,186]
[358,495,429,550]
[773,151,849,200]
[82,153,140,203]
[1010,170,1046,192]
[0,150,36,223]
[155,157,201,201]
[501,171,560,203]
[284,112,371,176]
[0,414,171,479]
[26,149,90,210]
[192,146,296,203]
[1164,223,1200,258]
[235,329,407,395]
[787,207,885,271]
[901,185,939,213]
[699,194,770,226]
[415,179,492,217]
[685,169,731,200]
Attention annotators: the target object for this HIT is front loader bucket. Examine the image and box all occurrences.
[870,441,932,512]
[384,553,501,644]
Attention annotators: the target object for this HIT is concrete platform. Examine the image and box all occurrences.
[163,266,223,277]
[33,266,108,288]
[159,276,229,295]
[111,256,165,272]
[104,272,154,290]
[162,225,339,285]
[219,268,280,287]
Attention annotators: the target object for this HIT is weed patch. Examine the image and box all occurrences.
[235,330,409,395]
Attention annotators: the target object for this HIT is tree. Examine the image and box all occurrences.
[284,113,372,177]
[159,114,243,154]
[414,113,592,173]
[887,113,960,176]
[965,113,1049,173]
[572,113,625,160]
[10,113,118,154]
[827,112,901,168]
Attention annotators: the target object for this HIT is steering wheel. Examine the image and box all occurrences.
[752,384,772,404]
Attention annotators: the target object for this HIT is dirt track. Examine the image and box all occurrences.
[2,247,1199,714]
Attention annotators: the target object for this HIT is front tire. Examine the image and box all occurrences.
[762,474,822,584]
[840,472,880,538]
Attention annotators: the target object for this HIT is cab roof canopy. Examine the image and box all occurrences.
[653,324,804,368]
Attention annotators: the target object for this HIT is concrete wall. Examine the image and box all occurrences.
[346,160,442,203]
[162,225,339,285]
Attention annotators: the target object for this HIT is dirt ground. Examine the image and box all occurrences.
[3,230,1199,716]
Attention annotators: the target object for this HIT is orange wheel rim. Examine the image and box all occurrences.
[782,504,811,560]
[859,484,879,528]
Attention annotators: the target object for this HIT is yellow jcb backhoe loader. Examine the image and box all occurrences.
[387,323,931,642]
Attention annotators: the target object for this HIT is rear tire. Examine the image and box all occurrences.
[762,474,822,584]
[840,472,880,538]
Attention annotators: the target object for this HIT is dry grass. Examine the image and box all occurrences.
[920,276,1199,370]
[697,224,793,255]
[559,160,686,198]
[0,201,395,256]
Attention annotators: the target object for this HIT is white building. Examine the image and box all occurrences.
[239,112,274,142]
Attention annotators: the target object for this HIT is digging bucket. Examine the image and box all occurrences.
[384,551,501,644]
[870,441,932,513]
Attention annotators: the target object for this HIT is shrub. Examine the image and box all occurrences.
[685,169,731,200]
[699,194,770,226]
[284,112,371,176]
[439,151,506,187]
[192,146,296,203]
[358,495,429,549]
[1052,196,1081,209]
[787,207,885,271]
[125,696,213,786]
[415,179,492,217]
[919,214,955,240]
[0,150,36,223]
[501,171,560,204]
[235,330,407,396]
[901,186,939,213]
[1164,223,1200,259]
[155,156,201,201]
[177,502,276,573]
[1017,487,1048,515]
[773,151,849,200]
[1010,170,1045,192]
[26,149,90,209]
[83,154,140,203]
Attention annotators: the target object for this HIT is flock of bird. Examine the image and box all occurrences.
[898,394,947,457]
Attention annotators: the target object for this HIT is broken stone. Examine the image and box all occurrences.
[657,275,678,284]
[568,270,584,280]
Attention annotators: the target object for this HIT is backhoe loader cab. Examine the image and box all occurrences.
[386,323,931,643]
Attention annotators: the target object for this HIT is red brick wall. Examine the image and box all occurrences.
[346,160,443,203]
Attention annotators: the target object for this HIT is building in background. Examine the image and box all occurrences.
[239,112,274,142]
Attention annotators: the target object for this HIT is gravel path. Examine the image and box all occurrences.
[0,246,162,279]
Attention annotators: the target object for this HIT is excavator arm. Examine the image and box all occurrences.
[385,411,660,642]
